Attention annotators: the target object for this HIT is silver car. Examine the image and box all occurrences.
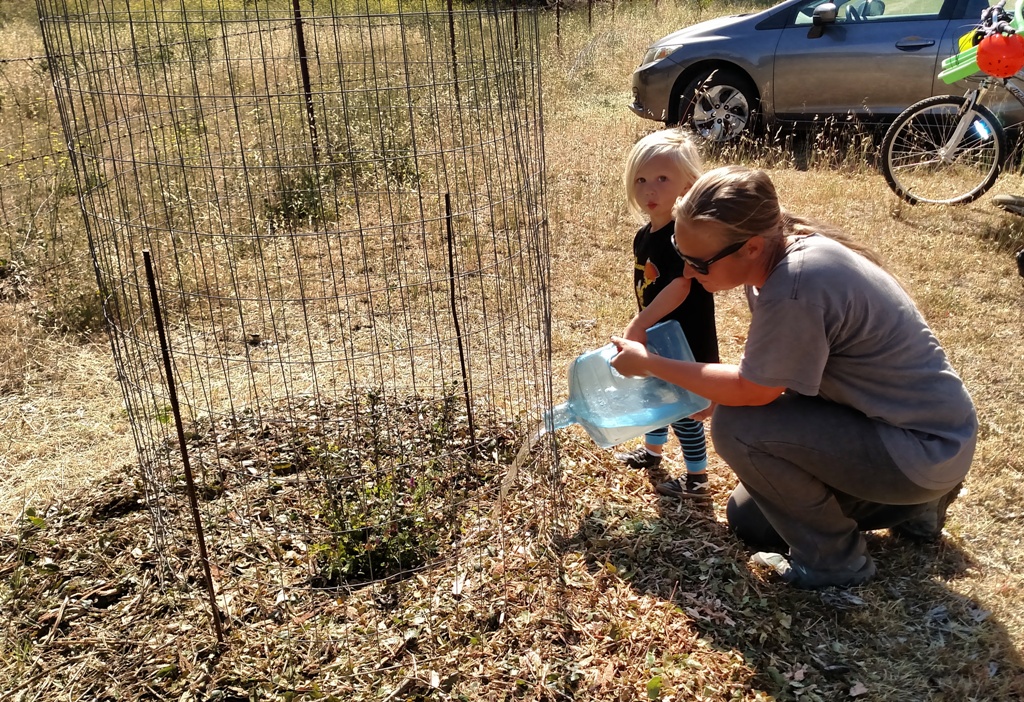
[630,0,1004,142]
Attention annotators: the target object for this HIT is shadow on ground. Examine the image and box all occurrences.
[561,472,1024,701]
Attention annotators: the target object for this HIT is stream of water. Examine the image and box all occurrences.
[493,419,546,515]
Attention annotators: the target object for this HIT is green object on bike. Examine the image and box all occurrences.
[939,46,982,84]
[939,0,1024,84]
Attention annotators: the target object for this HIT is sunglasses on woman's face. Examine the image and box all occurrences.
[671,235,746,275]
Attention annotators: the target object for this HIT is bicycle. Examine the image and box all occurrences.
[881,0,1024,205]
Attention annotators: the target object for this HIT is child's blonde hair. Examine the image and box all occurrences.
[623,128,703,222]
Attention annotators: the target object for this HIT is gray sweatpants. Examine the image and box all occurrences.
[712,394,954,571]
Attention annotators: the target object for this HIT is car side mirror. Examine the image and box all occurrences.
[808,3,838,38]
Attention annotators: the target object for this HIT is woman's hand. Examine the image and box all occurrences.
[609,336,652,378]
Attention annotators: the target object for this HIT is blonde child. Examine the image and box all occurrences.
[614,129,720,499]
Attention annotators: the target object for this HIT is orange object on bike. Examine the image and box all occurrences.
[976,33,1024,78]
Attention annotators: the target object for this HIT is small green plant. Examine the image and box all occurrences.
[306,392,511,586]
[19,506,46,533]
[311,463,441,584]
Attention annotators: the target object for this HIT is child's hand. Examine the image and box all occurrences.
[622,320,648,345]
[610,336,651,377]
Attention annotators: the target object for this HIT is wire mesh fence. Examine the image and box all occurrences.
[35,0,557,681]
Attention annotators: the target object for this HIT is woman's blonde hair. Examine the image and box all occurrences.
[623,128,703,222]
[674,165,887,269]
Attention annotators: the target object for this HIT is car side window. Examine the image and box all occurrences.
[873,0,944,18]
[793,0,947,24]
[962,0,996,21]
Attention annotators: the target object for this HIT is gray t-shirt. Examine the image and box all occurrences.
[740,234,976,489]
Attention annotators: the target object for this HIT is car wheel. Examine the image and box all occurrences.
[675,68,758,143]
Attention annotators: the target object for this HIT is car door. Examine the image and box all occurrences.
[771,0,958,122]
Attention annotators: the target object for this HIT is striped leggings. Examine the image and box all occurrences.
[645,418,707,472]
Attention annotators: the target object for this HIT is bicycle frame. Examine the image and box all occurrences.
[954,73,1024,150]
[941,88,987,164]
[881,0,1024,204]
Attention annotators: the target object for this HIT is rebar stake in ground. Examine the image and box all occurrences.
[142,249,224,645]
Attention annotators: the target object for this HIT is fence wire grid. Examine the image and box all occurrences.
[36,0,558,686]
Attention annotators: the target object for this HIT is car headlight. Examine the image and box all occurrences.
[643,44,682,64]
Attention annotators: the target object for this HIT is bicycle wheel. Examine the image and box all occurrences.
[881,95,1005,205]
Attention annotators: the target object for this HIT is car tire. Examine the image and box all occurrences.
[674,68,759,143]
[881,95,1005,205]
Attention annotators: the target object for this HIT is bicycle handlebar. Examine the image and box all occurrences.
[980,8,1015,37]
[938,0,1024,83]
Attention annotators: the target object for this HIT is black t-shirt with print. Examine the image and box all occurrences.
[632,221,719,363]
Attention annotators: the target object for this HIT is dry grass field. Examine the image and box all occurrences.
[3,1,1024,700]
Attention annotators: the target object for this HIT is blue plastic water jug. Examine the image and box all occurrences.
[544,320,711,448]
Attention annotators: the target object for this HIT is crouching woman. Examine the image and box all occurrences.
[610,166,977,590]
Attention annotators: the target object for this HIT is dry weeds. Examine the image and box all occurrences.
[2,2,1024,701]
